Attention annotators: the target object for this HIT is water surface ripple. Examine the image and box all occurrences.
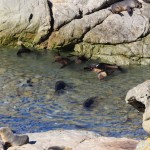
[0,47,149,139]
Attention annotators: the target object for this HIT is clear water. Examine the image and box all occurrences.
[0,47,149,140]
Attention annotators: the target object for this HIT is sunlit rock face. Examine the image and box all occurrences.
[4,130,138,150]
[0,0,150,64]
[0,0,51,46]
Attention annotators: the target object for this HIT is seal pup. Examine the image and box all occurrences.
[83,97,98,108]
[92,68,108,80]
[54,80,67,95]
[54,52,72,68]
[67,54,89,64]
[95,63,124,74]
[55,81,66,92]
[109,0,142,16]
[0,127,29,148]
[17,41,32,57]
[84,63,124,80]
[75,55,89,64]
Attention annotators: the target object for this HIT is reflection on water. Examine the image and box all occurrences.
[0,47,149,139]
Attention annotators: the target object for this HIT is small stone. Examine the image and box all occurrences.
[0,68,6,74]
[45,95,52,100]
[23,91,32,97]
[31,78,39,83]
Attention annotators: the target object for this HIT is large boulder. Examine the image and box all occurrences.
[0,0,51,46]
[84,11,149,44]
[125,80,150,134]
[47,0,150,65]
[7,130,138,150]
[48,9,111,48]
[0,0,150,65]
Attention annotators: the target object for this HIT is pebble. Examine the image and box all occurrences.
[0,68,6,74]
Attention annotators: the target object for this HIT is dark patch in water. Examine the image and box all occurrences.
[0,48,149,139]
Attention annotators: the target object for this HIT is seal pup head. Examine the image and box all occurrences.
[97,71,107,80]
[0,127,14,143]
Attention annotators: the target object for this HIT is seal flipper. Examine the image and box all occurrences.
[118,12,124,16]
[3,142,11,150]
[127,7,133,16]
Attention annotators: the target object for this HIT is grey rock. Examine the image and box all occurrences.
[125,80,150,134]
[0,0,51,45]
[48,9,111,48]
[84,11,149,44]
[0,0,150,65]
[49,1,81,30]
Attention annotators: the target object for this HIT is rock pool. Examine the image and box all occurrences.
[0,47,149,140]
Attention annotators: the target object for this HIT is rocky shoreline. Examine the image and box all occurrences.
[0,0,150,149]
[0,0,150,65]
[0,130,139,150]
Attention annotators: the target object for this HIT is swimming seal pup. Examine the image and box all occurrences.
[67,54,88,64]
[0,127,29,148]
[54,80,67,95]
[54,52,72,68]
[84,63,124,80]
[17,41,32,57]
[83,97,98,108]
[110,0,142,16]
[75,55,88,64]
[55,81,66,92]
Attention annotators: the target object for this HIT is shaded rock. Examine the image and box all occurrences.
[125,80,150,134]
[125,80,150,112]
[74,38,150,65]
[17,42,33,57]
